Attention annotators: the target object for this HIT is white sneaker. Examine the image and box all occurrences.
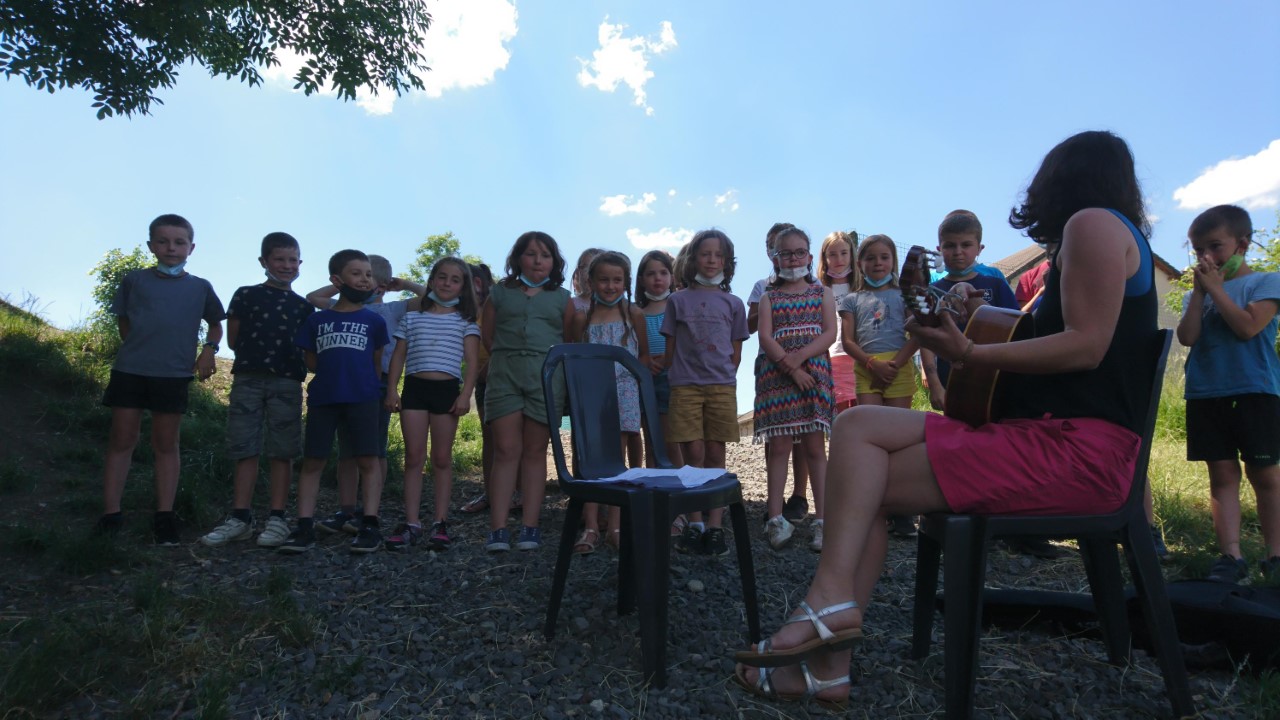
[810,519,824,552]
[256,516,291,547]
[200,516,253,547]
[764,514,794,549]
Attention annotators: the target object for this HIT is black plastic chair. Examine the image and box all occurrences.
[910,330,1194,719]
[541,343,761,688]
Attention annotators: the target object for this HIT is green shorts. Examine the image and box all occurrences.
[485,352,563,425]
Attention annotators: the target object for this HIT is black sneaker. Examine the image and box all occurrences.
[703,528,730,557]
[384,523,423,551]
[782,495,809,522]
[94,513,124,537]
[1205,554,1248,583]
[887,515,918,538]
[351,524,382,554]
[317,511,357,535]
[676,525,705,554]
[1260,556,1280,585]
[153,513,180,547]
[277,526,316,554]
[427,521,452,552]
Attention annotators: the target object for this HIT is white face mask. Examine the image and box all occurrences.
[777,267,808,281]
[156,262,186,277]
[695,272,725,287]
[644,290,671,301]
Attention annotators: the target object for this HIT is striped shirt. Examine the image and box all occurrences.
[394,310,480,379]
[644,311,667,358]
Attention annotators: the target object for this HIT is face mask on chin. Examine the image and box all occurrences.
[428,290,459,307]
[695,272,725,287]
[519,274,550,288]
[156,262,186,277]
[644,290,671,301]
[338,284,376,304]
[777,267,808,281]
[864,274,892,288]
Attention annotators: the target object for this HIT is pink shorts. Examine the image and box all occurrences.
[925,414,1139,516]
[830,354,858,411]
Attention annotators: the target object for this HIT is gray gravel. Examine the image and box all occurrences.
[63,437,1257,718]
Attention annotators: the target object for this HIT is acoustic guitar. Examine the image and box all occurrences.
[899,246,1033,427]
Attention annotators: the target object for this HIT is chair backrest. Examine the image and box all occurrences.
[542,343,672,484]
[1110,329,1173,518]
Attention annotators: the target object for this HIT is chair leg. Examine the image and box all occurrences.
[728,499,761,643]
[546,497,585,640]
[629,491,667,688]
[1123,523,1195,718]
[912,527,943,660]
[617,506,637,616]
[1079,537,1131,664]
[942,517,987,720]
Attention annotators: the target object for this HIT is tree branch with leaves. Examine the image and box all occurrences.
[0,0,432,118]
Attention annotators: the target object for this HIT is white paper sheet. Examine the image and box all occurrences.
[579,465,727,488]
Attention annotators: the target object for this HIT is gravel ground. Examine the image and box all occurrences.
[59,435,1253,719]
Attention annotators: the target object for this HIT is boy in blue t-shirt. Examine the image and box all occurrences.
[97,214,226,545]
[200,232,314,548]
[303,255,423,535]
[279,250,390,554]
[1178,204,1280,584]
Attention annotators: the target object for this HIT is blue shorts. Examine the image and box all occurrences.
[307,401,383,459]
[339,381,390,459]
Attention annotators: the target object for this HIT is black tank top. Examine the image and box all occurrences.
[998,210,1158,434]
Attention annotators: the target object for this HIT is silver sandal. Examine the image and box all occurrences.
[734,599,864,667]
[734,660,851,710]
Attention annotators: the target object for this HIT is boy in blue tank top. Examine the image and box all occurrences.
[1178,204,1280,584]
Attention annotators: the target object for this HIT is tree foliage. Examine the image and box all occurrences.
[0,0,432,118]
[405,232,484,287]
[88,245,151,333]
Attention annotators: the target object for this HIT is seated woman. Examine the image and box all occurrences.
[732,130,1159,709]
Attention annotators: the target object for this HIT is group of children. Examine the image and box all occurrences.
[96,205,1280,583]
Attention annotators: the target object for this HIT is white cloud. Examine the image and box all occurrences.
[261,0,518,115]
[715,188,740,213]
[576,18,676,116]
[599,192,657,216]
[626,227,693,250]
[667,189,677,198]
[1173,139,1280,210]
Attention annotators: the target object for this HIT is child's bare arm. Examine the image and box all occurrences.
[303,350,317,373]
[455,335,480,416]
[387,277,425,296]
[569,310,587,342]
[226,317,241,352]
[1200,268,1280,340]
[384,340,407,411]
[563,297,580,342]
[195,322,223,380]
[631,306,651,367]
[117,316,131,341]
[305,284,338,310]
[1176,289,1203,347]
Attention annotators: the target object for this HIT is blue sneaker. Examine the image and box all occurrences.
[515,525,541,551]
[485,528,511,553]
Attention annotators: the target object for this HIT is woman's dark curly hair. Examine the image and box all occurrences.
[1009,130,1149,244]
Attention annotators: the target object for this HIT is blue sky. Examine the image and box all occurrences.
[2,1,1278,409]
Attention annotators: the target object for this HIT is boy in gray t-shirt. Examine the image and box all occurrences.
[97,214,226,546]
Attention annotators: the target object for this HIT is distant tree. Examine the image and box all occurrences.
[88,246,151,328]
[405,232,484,287]
[0,0,432,118]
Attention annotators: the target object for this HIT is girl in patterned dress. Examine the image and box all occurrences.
[754,228,837,551]
[569,251,650,552]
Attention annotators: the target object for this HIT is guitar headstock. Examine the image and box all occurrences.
[900,245,941,327]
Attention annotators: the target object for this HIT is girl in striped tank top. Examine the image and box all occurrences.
[754,228,836,552]
[383,257,481,551]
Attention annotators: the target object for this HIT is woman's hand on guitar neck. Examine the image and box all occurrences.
[906,310,971,365]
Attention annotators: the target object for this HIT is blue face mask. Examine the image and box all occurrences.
[428,290,459,307]
[264,270,293,286]
[593,292,623,307]
[156,262,186,277]
[519,274,550,288]
[864,274,893,288]
[946,263,976,279]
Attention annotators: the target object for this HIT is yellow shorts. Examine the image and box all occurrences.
[854,350,918,400]
[668,384,740,444]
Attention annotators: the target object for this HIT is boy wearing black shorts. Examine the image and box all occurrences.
[97,214,226,545]
[280,250,390,554]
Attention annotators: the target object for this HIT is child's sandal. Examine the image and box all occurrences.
[573,528,600,555]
